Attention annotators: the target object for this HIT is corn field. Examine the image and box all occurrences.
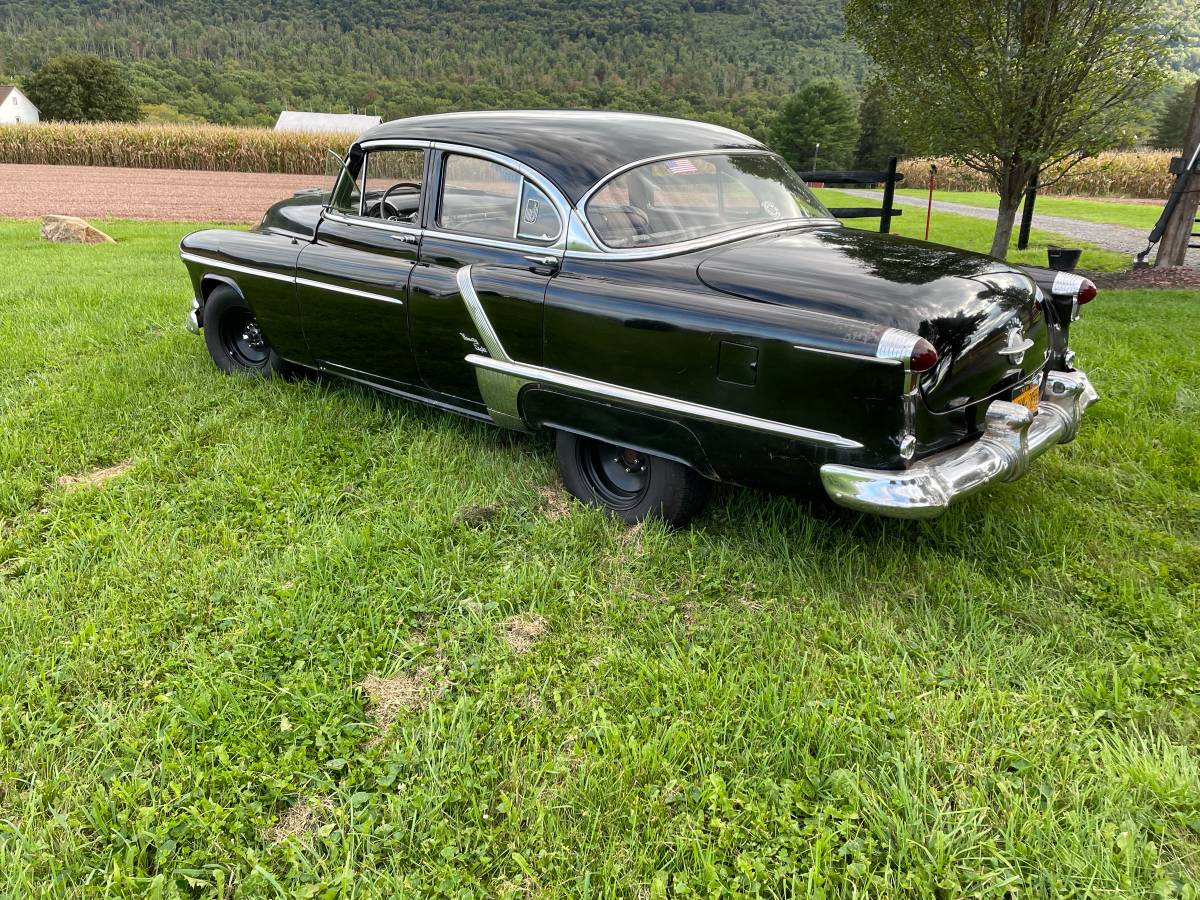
[896,152,1178,199]
[0,122,356,175]
[0,122,1181,198]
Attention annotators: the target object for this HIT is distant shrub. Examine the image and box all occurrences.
[896,152,1179,199]
[0,122,355,174]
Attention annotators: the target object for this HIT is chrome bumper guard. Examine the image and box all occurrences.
[186,298,201,334]
[820,370,1098,519]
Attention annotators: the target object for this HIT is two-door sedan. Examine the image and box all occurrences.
[180,110,1099,525]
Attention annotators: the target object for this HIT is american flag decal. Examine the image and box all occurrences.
[664,158,698,174]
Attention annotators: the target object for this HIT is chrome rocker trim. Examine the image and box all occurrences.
[819,369,1099,519]
[466,354,863,449]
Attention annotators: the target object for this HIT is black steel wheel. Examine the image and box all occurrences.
[202,285,287,377]
[555,430,710,527]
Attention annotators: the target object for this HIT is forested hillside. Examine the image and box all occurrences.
[0,0,864,135]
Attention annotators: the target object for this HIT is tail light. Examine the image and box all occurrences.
[1052,271,1098,304]
[877,328,939,373]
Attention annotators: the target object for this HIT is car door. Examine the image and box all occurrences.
[407,148,566,406]
[296,143,427,388]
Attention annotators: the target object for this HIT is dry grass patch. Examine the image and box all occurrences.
[56,459,133,490]
[361,666,443,742]
[263,797,331,844]
[502,615,548,654]
[538,485,572,522]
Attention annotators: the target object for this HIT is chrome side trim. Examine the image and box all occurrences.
[295,276,403,306]
[465,355,863,449]
[181,251,403,306]
[179,252,294,284]
[796,344,901,364]
[455,266,510,361]
[819,369,1099,519]
[456,267,529,430]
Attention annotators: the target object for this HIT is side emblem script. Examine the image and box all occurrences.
[460,332,487,355]
[999,322,1034,365]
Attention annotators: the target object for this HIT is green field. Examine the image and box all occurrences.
[853,188,1166,232]
[811,189,1135,272]
[1,219,1198,896]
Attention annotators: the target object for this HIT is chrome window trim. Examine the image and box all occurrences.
[465,354,863,449]
[572,148,841,259]
[331,140,429,220]
[565,220,837,262]
[179,252,293,284]
[427,229,567,257]
[428,141,570,250]
[322,209,422,238]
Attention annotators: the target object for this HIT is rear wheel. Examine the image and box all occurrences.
[555,431,710,527]
[202,286,287,377]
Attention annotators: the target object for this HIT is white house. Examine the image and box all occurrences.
[0,86,39,125]
[274,111,381,135]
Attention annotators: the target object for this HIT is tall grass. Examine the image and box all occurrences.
[897,151,1179,199]
[0,122,356,175]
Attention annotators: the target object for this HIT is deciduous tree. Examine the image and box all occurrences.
[845,0,1170,258]
[25,54,141,123]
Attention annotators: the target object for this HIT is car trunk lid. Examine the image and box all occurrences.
[695,228,1047,412]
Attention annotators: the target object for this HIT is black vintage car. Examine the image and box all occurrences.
[180,110,1099,525]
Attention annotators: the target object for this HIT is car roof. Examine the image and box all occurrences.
[358,110,766,205]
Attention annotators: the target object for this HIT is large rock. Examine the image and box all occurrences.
[41,215,115,245]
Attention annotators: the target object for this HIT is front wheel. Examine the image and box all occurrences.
[202,285,288,377]
[555,431,710,527]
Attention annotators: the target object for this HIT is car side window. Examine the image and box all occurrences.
[360,149,424,222]
[329,157,362,215]
[439,154,561,244]
[516,181,563,242]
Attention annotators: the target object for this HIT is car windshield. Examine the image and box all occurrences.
[585,152,832,249]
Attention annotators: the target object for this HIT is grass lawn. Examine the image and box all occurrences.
[865,188,1165,232]
[812,188,1134,272]
[1,218,1198,896]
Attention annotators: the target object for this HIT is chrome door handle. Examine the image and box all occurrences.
[524,254,560,272]
[392,233,418,244]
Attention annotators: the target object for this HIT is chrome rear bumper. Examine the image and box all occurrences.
[820,370,1098,518]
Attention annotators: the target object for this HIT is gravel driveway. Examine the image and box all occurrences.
[839,189,1198,267]
[0,164,326,223]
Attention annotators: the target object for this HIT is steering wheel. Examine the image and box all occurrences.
[378,181,422,220]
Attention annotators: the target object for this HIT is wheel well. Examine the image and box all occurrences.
[200,274,243,302]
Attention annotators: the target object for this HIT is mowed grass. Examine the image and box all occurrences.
[1,218,1199,897]
[812,188,1134,272]
[884,190,1166,231]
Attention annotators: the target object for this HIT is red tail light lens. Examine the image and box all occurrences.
[909,338,938,372]
[1077,279,1097,305]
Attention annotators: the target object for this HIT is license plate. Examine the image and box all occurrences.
[1013,382,1040,413]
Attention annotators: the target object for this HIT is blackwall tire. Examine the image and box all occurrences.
[555,430,710,527]
[202,286,288,377]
